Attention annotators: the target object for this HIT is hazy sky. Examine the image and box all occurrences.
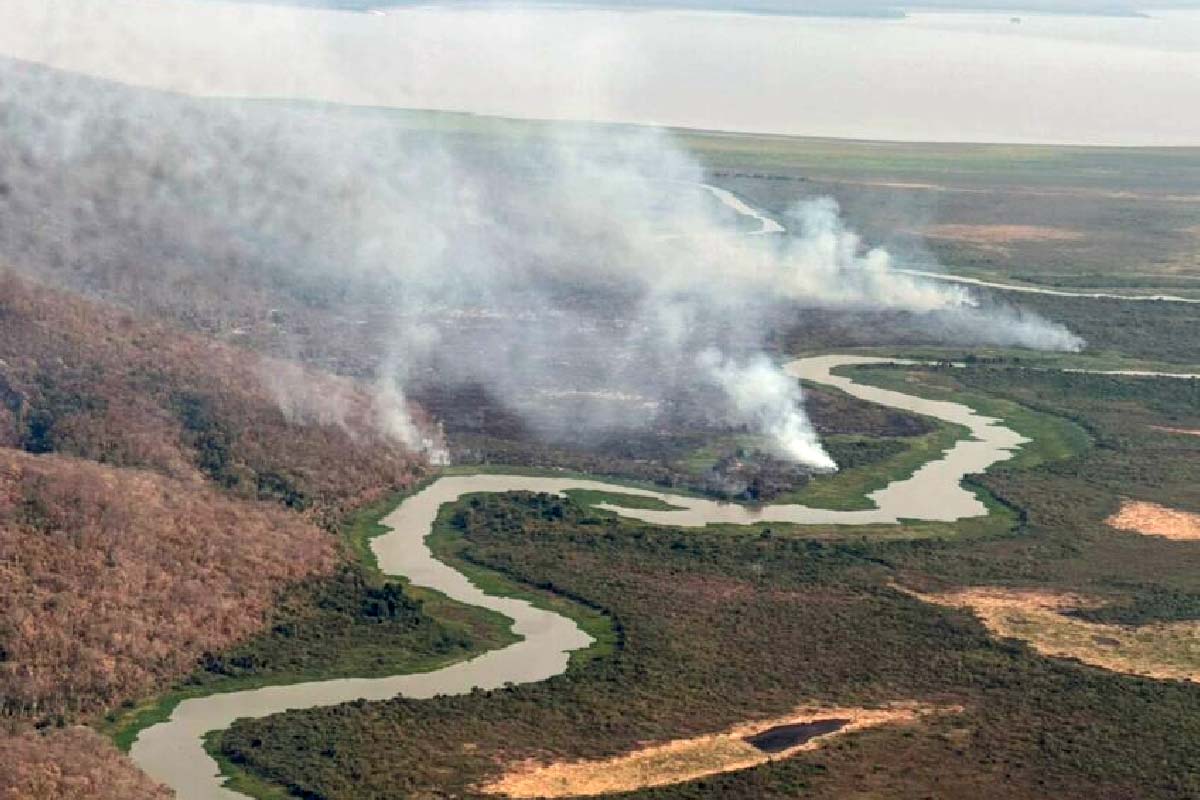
[221,0,1200,14]
[2,0,1198,144]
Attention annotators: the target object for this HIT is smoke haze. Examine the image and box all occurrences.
[0,56,1083,468]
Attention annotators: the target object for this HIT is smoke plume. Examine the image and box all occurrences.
[0,57,1082,469]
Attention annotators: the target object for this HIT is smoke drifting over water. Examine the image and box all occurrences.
[0,59,1081,469]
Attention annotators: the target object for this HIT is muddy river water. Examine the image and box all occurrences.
[127,183,1200,800]
[129,353,1036,798]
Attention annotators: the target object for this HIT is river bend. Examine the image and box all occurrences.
[129,353,1033,798]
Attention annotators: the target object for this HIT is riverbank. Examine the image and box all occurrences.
[214,356,1200,799]
[127,354,1056,798]
[98,484,520,755]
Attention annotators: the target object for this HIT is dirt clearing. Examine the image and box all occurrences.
[1107,501,1200,541]
[912,587,1200,683]
[480,705,953,798]
[1149,425,1200,438]
[919,224,1084,245]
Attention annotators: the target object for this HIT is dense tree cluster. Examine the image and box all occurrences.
[0,727,169,800]
[0,273,424,529]
[0,449,337,719]
[180,565,489,692]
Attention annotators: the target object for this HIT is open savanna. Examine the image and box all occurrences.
[217,365,1200,799]
[684,133,1200,297]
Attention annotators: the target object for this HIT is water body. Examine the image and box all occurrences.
[743,719,850,753]
[128,353,1029,798]
[699,184,785,235]
[698,184,1200,306]
[1,0,1197,145]
[895,268,1200,305]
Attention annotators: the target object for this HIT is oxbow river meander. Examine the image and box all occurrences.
[128,186,1200,800]
[130,353,1039,798]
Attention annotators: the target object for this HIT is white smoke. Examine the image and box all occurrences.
[0,58,1085,470]
[698,349,836,471]
[782,197,974,312]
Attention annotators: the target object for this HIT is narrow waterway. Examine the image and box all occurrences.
[127,175,1200,800]
[128,353,1030,798]
[894,267,1200,305]
[697,184,1200,305]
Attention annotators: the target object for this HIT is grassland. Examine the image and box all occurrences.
[215,364,1200,799]
[564,489,684,511]
[680,131,1200,297]
[912,587,1200,685]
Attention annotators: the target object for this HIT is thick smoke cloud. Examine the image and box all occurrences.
[0,59,1081,469]
[698,349,834,470]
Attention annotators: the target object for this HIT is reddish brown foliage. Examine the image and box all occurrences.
[0,272,424,527]
[0,449,338,718]
[0,270,429,785]
[0,726,169,800]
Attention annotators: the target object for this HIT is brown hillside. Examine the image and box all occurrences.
[0,273,428,793]
[0,272,425,528]
[0,727,169,800]
[0,448,338,718]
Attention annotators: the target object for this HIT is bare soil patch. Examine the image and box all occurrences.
[479,704,953,798]
[911,587,1200,684]
[1150,425,1200,438]
[919,224,1085,245]
[1107,501,1200,541]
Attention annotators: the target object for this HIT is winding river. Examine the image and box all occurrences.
[130,176,1200,797]
[893,267,1200,305]
[128,182,1200,799]
[697,182,1200,304]
[129,353,1034,799]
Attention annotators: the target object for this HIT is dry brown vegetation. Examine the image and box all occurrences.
[911,587,1200,684]
[0,273,429,788]
[0,448,338,718]
[0,727,168,800]
[0,272,424,528]
[919,224,1085,245]
[1107,501,1200,542]
[480,705,951,798]
[0,273,428,720]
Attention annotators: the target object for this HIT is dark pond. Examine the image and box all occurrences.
[743,718,850,753]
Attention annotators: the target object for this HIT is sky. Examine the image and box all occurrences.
[218,0,1200,14]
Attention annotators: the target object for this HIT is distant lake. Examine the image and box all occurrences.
[1,0,1198,145]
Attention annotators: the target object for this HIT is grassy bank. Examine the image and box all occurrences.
[97,479,516,754]
[564,488,684,511]
[426,499,619,667]
[842,364,1092,471]
[778,424,968,511]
